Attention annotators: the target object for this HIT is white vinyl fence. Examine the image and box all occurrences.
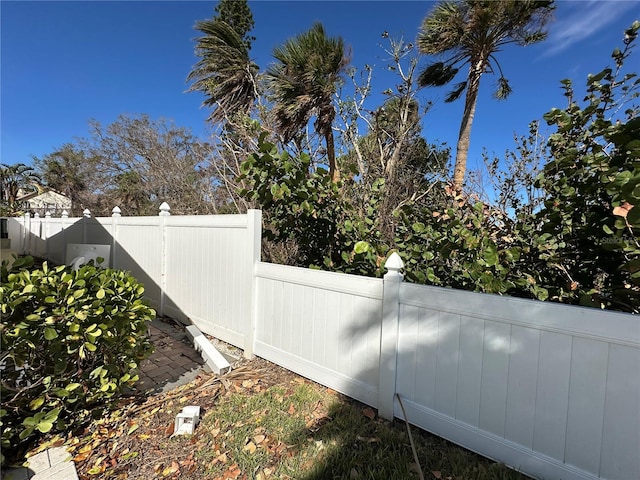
[4,209,638,480]
[5,206,261,355]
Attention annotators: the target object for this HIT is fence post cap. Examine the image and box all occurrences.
[159,202,171,216]
[61,210,69,218]
[112,206,122,217]
[384,252,404,272]
[83,209,91,218]
[45,211,51,218]
[34,212,40,219]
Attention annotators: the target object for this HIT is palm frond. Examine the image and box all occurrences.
[494,76,512,100]
[266,22,349,142]
[186,20,258,123]
[417,62,459,87]
[445,81,467,102]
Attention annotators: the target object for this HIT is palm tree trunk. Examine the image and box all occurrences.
[453,59,483,189]
[326,128,340,182]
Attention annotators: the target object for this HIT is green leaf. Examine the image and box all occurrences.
[29,397,45,411]
[36,421,54,433]
[483,245,499,267]
[354,241,371,255]
[412,222,426,233]
[96,288,105,299]
[627,205,640,226]
[44,327,58,341]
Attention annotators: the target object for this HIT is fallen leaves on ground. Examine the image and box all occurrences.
[26,359,296,480]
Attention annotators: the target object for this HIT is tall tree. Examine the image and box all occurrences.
[83,115,216,216]
[187,0,259,124]
[0,163,41,212]
[266,22,350,182]
[417,0,554,189]
[213,0,255,50]
[33,144,91,216]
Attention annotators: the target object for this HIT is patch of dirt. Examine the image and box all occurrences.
[35,356,309,480]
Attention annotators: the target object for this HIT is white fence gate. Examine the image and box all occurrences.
[4,209,638,480]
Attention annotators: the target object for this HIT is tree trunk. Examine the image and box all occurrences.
[453,58,484,189]
[326,128,340,182]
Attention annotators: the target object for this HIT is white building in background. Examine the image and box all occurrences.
[17,188,72,216]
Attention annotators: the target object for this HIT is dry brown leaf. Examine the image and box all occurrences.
[161,460,180,476]
[362,407,376,420]
[243,441,257,454]
[74,450,93,462]
[242,379,254,388]
[165,422,175,437]
[288,404,296,415]
[216,452,228,464]
[223,464,242,479]
[432,471,442,479]
[254,434,266,444]
[613,202,634,218]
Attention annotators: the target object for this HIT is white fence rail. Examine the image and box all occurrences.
[3,210,638,480]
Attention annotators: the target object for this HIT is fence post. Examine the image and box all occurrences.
[44,211,51,259]
[82,209,91,243]
[244,209,262,359]
[159,202,170,317]
[21,212,29,255]
[61,211,68,258]
[378,252,404,420]
[33,213,40,257]
[111,207,121,269]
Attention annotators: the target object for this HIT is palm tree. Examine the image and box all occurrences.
[187,20,259,124]
[417,0,555,189]
[266,22,350,182]
[0,163,41,208]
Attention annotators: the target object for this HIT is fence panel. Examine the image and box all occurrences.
[162,213,259,349]
[254,262,383,407]
[394,283,640,480]
[113,217,163,309]
[45,217,71,264]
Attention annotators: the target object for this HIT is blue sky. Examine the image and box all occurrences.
[2,1,639,178]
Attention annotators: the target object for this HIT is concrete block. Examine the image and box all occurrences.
[46,447,72,466]
[185,325,231,375]
[24,451,50,474]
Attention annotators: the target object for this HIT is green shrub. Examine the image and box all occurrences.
[0,257,155,465]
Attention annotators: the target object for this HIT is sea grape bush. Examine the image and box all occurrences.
[0,257,155,465]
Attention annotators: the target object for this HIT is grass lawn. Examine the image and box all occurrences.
[29,358,531,480]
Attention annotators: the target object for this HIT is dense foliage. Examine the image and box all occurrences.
[0,257,155,465]
[533,21,640,310]
[240,21,639,313]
